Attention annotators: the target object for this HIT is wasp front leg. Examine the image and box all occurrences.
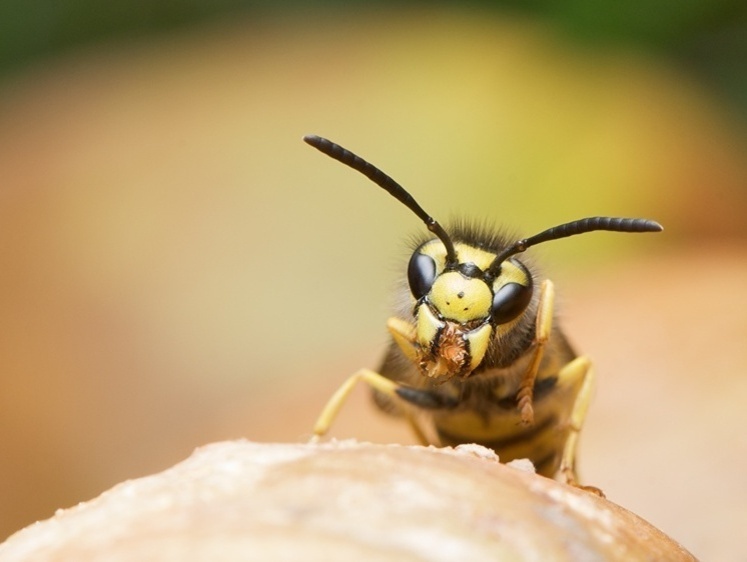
[517,279,555,425]
[311,368,400,440]
[311,317,431,444]
[311,368,434,446]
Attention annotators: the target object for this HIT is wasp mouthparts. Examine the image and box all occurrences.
[420,323,469,380]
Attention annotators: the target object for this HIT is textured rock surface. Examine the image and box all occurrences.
[0,440,695,561]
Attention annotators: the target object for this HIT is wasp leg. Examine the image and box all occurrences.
[554,356,604,496]
[311,369,431,446]
[311,369,397,441]
[403,410,431,446]
[517,279,555,426]
[386,317,419,363]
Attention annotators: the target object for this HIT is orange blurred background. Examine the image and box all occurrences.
[0,5,745,560]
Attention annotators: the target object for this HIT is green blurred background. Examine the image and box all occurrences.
[0,1,745,559]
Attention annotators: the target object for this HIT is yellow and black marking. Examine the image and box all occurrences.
[304,134,661,492]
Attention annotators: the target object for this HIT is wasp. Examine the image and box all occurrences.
[304,135,662,489]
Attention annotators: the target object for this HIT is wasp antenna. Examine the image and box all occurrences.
[304,135,458,267]
[487,216,663,277]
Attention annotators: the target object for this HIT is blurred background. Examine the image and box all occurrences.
[0,1,745,559]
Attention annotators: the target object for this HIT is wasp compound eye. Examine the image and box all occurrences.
[491,282,532,325]
[408,253,437,299]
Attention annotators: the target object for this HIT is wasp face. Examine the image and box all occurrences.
[406,239,533,381]
[303,133,662,385]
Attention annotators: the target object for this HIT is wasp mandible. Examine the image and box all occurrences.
[304,135,662,489]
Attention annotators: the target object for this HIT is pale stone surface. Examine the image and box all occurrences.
[0,440,695,562]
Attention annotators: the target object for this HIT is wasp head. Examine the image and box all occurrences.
[406,239,533,381]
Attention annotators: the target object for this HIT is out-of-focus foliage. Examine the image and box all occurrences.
[1,1,746,116]
[0,1,245,73]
